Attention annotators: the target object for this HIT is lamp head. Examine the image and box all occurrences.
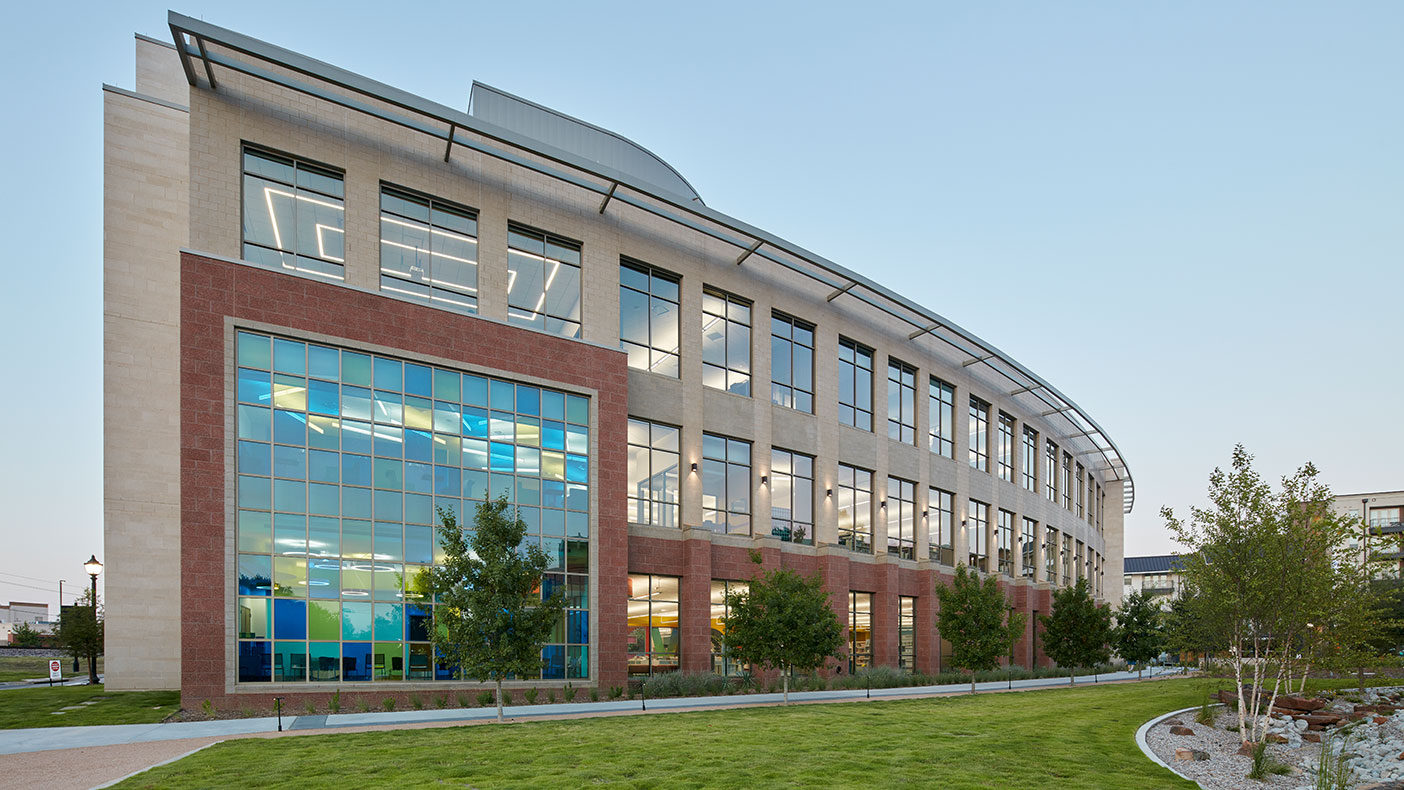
[83,555,104,577]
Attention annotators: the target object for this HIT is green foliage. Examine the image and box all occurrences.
[57,589,104,667]
[546,689,556,704]
[201,699,214,718]
[328,689,341,714]
[936,564,1026,692]
[563,683,577,702]
[1114,591,1163,676]
[608,686,623,700]
[476,690,496,707]
[1246,741,1291,779]
[304,699,317,715]
[720,561,845,703]
[434,694,448,709]
[641,671,729,698]
[1195,702,1216,726]
[456,693,472,708]
[1314,731,1354,790]
[1040,577,1114,682]
[381,697,395,712]
[524,687,539,704]
[589,687,599,702]
[1164,585,1215,663]
[420,499,564,719]
[355,698,370,713]
[10,622,44,648]
[410,694,424,710]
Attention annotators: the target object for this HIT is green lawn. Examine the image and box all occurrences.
[0,655,102,683]
[0,685,178,729]
[113,678,1214,789]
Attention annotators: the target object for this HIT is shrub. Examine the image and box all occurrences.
[434,695,448,709]
[328,689,341,714]
[240,706,254,718]
[1246,742,1293,780]
[524,687,539,704]
[1315,732,1354,790]
[500,689,512,706]
[563,682,577,702]
[201,699,214,718]
[457,693,472,708]
[410,694,424,710]
[546,689,556,704]
[381,698,396,712]
[303,699,317,715]
[477,690,496,707]
[1196,702,1217,726]
[355,698,370,713]
[609,686,623,700]
[642,671,728,699]
[589,688,599,702]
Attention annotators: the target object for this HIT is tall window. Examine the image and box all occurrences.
[702,288,751,395]
[1076,541,1086,581]
[770,448,814,544]
[849,591,873,673]
[929,377,955,458]
[997,413,1015,483]
[886,359,917,444]
[770,313,814,413]
[1095,553,1103,597]
[507,224,581,338]
[241,147,345,280]
[710,580,749,676]
[1075,463,1086,519]
[701,433,751,535]
[378,185,478,312]
[838,338,874,430]
[887,477,916,559]
[1096,483,1104,532]
[627,418,680,528]
[1062,534,1073,585]
[899,596,916,673]
[1045,527,1059,583]
[968,499,989,571]
[837,464,873,553]
[968,397,989,472]
[1062,452,1074,511]
[627,574,679,676]
[1021,518,1037,578]
[997,509,1014,576]
[619,261,680,377]
[1021,427,1038,492]
[1045,439,1059,503]
[929,488,955,566]
[1086,474,1096,525]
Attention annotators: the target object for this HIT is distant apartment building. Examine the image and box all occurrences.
[1122,555,1183,607]
[1333,491,1404,577]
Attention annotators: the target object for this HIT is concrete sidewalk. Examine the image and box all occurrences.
[0,666,1184,757]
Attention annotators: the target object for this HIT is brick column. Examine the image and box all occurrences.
[679,536,714,674]
[916,566,939,675]
[873,559,900,668]
[820,551,851,675]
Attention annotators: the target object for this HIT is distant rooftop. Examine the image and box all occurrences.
[1123,555,1184,575]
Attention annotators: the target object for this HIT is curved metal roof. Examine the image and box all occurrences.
[166,11,1135,513]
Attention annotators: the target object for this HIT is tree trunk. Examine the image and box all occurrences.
[1358,666,1366,695]
[970,675,976,695]
[496,679,504,723]
[1069,669,1075,685]
[783,671,789,705]
[1138,667,1142,680]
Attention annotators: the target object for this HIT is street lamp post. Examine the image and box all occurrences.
[83,555,103,685]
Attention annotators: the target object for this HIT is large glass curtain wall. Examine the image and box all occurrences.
[234,331,590,683]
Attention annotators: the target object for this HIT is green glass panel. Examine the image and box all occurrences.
[238,510,272,554]
[273,556,307,598]
[342,601,372,641]
[308,600,340,641]
[374,642,404,681]
[342,352,372,386]
[237,332,271,369]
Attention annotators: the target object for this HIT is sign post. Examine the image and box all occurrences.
[49,660,62,686]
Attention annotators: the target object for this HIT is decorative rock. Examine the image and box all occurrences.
[1237,742,1256,756]
[1170,725,1195,736]
[1266,734,1288,744]
[1377,716,1390,725]
[1303,732,1322,743]
[1192,750,1210,761]
[1276,695,1327,712]
[1173,747,1194,762]
[1163,719,1184,726]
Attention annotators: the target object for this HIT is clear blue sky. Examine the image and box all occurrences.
[2,1,1400,612]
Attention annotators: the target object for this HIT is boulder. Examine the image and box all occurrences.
[1163,719,1184,726]
[1377,717,1390,725]
[1276,695,1327,712]
[1237,742,1257,756]
[1267,734,1289,744]
[1170,726,1195,736]
[1173,747,1194,762]
[1193,750,1210,761]
[1303,733,1322,743]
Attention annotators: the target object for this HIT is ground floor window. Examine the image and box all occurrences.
[627,574,680,676]
[710,579,750,676]
[849,591,873,673]
[898,596,915,673]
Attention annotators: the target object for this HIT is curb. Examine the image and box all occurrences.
[1134,703,1220,789]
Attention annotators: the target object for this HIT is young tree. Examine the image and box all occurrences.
[935,564,1026,694]
[1114,590,1163,678]
[11,622,44,648]
[420,498,564,721]
[1164,583,1216,669]
[1040,577,1113,683]
[56,589,103,682]
[722,555,844,704]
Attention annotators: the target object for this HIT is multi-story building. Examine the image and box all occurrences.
[1333,491,1404,577]
[1122,556,1184,607]
[102,14,1134,706]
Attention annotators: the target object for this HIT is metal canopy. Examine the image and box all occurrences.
[167,11,1135,513]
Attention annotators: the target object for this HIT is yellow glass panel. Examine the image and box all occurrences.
[273,556,307,598]
[272,375,308,411]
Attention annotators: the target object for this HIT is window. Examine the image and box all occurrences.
[837,464,873,553]
[619,261,680,377]
[507,224,581,338]
[886,359,917,444]
[1062,452,1074,511]
[838,338,874,430]
[627,418,680,528]
[241,147,344,280]
[1096,484,1104,532]
[929,377,955,458]
[997,509,1014,576]
[233,331,591,683]
[1086,474,1096,525]
[710,580,749,676]
[1076,541,1085,581]
[899,596,916,673]
[1094,553,1102,597]
[968,499,989,571]
[1022,427,1038,492]
[968,397,989,472]
[1045,527,1059,583]
[627,574,679,676]
[770,313,814,412]
[1045,440,1059,503]
[702,288,751,395]
[1021,518,1037,578]
[701,433,751,534]
[770,448,814,544]
[887,477,916,559]
[929,488,955,566]
[1075,463,1085,519]
[1062,534,1073,585]
[849,592,873,673]
[379,185,478,312]
[997,413,1015,482]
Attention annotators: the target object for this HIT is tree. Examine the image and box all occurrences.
[721,555,844,704]
[1317,561,1398,694]
[1040,576,1113,684]
[56,589,103,681]
[11,622,44,648]
[419,498,564,721]
[1164,583,1216,668]
[935,564,1026,694]
[1114,590,1163,678]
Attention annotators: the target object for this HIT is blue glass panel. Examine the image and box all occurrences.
[515,447,540,476]
[238,475,271,509]
[238,441,271,476]
[434,466,460,497]
[432,433,460,465]
[434,648,456,680]
[433,369,460,402]
[374,522,403,561]
[273,410,306,445]
[405,363,431,397]
[434,402,461,434]
[462,470,488,501]
[238,510,272,554]
[541,421,566,451]
[273,479,306,513]
[566,511,588,538]
[273,338,306,375]
[489,442,514,472]
[405,430,432,462]
[489,412,514,440]
[374,490,402,521]
[374,604,403,641]
[342,642,373,681]
[516,385,540,416]
[310,642,340,682]
[490,379,514,411]
[404,462,432,493]
[341,386,372,421]
[308,483,339,516]
[516,477,540,506]
[342,602,372,640]
[274,599,307,640]
[237,367,271,405]
[374,357,402,392]
[238,641,271,682]
[342,487,371,519]
[542,481,566,509]
[462,407,488,438]
[434,497,460,524]
[342,351,372,386]
[341,420,373,454]
[308,416,339,451]
[308,450,339,483]
[274,513,306,555]
[463,438,488,470]
[568,610,589,644]
[566,424,589,455]
[237,332,271,369]
[406,605,431,641]
[568,646,587,679]
[566,395,588,425]
[489,473,513,500]
[374,458,403,490]
[341,454,372,487]
[541,389,564,421]
[565,454,588,483]
[342,521,373,559]
[308,517,339,557]
[541,508,566,537]
[308,379,339,415]
[566,484,589,512]
[273,445,307,479]
[237,405,270,441]
[308,345,339,379]
[238,554,272,596]
[543,645,565,679]
[404,493,433,525]
[373,391,402,425]
[374,425,403,458]
[519,507,540,534]
[462,375,487,407]
[405,525,432,564]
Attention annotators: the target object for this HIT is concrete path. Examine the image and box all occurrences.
[0,666,1187,789]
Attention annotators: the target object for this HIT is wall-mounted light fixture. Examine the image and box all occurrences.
[921,510,928,519]
[760,475,768,486]
[880,499,887,509]
[826,488,833,499]
[690,463,698,473]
